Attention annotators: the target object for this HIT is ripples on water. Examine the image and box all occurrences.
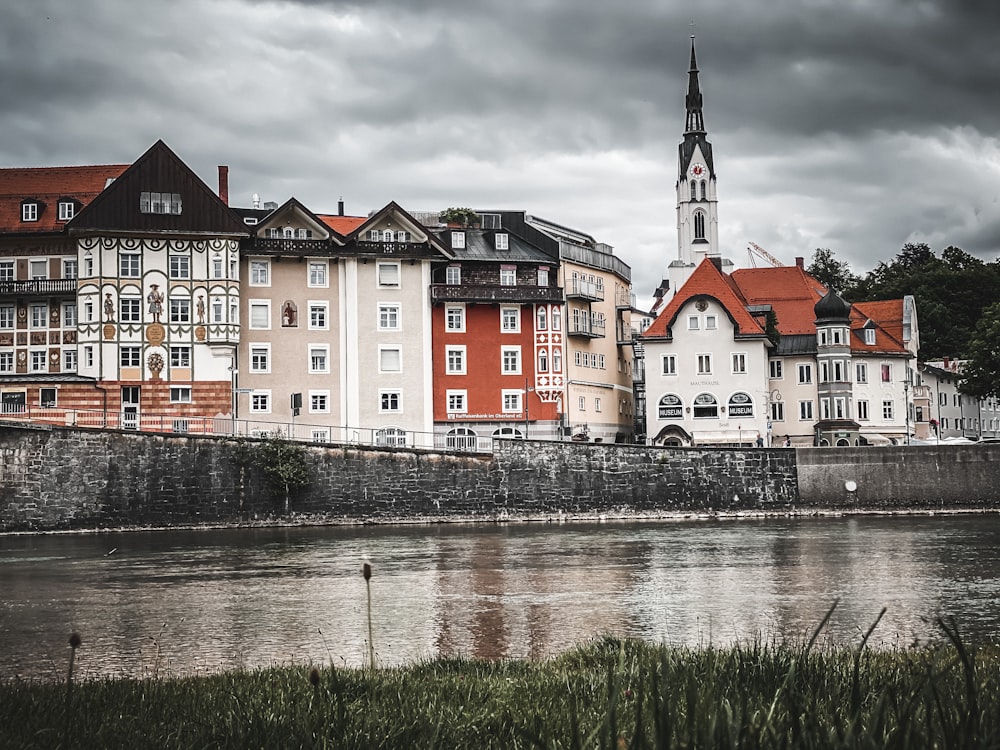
[2,515,1000,680]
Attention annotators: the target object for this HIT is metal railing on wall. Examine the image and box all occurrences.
[0,405,495,453]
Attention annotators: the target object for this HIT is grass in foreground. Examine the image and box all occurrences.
[3,627,1000,749]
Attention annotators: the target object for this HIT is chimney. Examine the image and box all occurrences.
[944,357,950,369]
[338,196,345,216]
[795,256,804,268]
[218,166,229,206]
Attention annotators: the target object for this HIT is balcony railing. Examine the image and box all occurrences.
[431,284,564,303]
[252,238,330,256]
[566,278,604,302]
[568,318,606,338]
[0,279,77,296]
[351,241,436,257]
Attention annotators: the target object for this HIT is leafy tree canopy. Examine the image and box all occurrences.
[959,301,1000,399]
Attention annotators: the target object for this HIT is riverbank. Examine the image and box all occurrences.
[4,636,997,749]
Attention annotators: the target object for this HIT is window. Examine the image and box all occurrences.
[495,233,509,250]
[537,307,547,330]
[212,299,224,323]
[446,346,466,374]
[834,360,845,382]
[375,427,406,446]
[170,297,190,323]
[658,394,683,419]
[27,259,45,280]
[728,392,754,418]
[693,393,719,418]
[797,364,813,384]
[819,330,828,346]
[706,315,717,330]
[0,352,12,372]
[553,349,562,373]
[308,262,327,287]
[83,255,94,277]
[696,353,712,375]
[58,201,75,221]
[140,192,182,214]
[446,266,461,285]
[170,387,192,403]
[368,229,380,241]
[0,260,13,280]
[579,396,586,411]
[882,400,894,420]
[251,392,271,413]
[30,304,47,328]
[169,255,190,279]
[856,362,868,384]
[120,298,140,323]
[881,363,892,383]
[39,388,56,409]
[821,398,831,420]
[595,397,602,412]
[694,211,706,240]
[538,348,548,372]
[311,392,331,413]
[121,346,141,368]
[700,180,707,200]
[378,304,400,330]
[249,302,270,329]
[120,253,140,277]
[250,346,270,373]
[170,346,191,368]
[688,315,700,330]
[83,345,93,368]
[662,354,677,375]
[854,401,870,422]
[865,328,876,345]
[380,390,401,412]
[212,256,224,279]
[0,304,14,329]
[250,260,270,286]
[446,390,467,413]
[379,346,401,372]
[309,345,329,373]
[63,349,77,372]
[63,259,77,279]
[501,346,521,374]
[799,400,814,420]
[22,202,38,222]
[770,402,784,421]
[451,231,465,249]
[820,362,829,383]
[769,360,783,379]
[502,390,522,413]
[535,267,549,288]
[501,307,519,332]
[500,266,516,286]
[445,306,464,332]
[732,353,747,374]
[30,351,46,372]
[552,308,561,331]
[305,302,327,330]
[378,262,400,287]
[835,397,847,419]
[575,351,582,366]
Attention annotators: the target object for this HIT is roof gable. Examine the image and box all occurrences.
[68,140,247,237]
[0,164,129,234]
[730,266,827,336]
[253,197,341,243]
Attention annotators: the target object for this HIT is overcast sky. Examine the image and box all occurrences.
[3,0,999,307]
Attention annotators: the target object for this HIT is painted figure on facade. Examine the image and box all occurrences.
[282,300,297,327]
[197,295,205,324]
[147,284,164,323]
[104,292,115,322]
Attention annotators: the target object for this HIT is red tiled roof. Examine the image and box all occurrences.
[730,266,827,336]
[852,300,907,353]
[642,258,766,339]
[317,215,367,235]
[0,164,130,233]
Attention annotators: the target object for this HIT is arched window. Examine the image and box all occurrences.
[382,229,393,242]
[537,307,547,330]
[693,393,719,419]
[551,308,561,331]
[727,392,754,418]
[690,181,697,200]
[694,211,706,240]
[553,349,562,373]
[538,348,549,372]
[283,227,294,238]
[375,427,407,447]
[700,180,707,200]
[836,438,850,447]
[492,427,524,440]
[658,394,683,420]
[446,427,478,451]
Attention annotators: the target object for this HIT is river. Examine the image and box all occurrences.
[2,514,1000,681]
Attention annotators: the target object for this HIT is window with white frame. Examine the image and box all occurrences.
[312,429,331,443]
[688,315,700,330]
[170,346,191,368]
[821,398,831,420]
[501,346,521,374]
[820,361,829,383]
[250,345,270,373]
[251,391,271,413]
[212,256,224,279]
[446,346,466,374]
[212,299,224,323]
[881,363,892,383]
[797,363,813,384]
[119,253,140,277]
[706,315,717,330]
[379,346,401,372]
[30,350,46,372]
[552,307,561,331]
[835,397,847,419]
[769,360,783,379]
[0,352,12,372]
[82,254,94,277]
[732,353,747,374]
[579,396,586,411]
[696,353,712,375]
[120,346,141,368]
[501,307,519,332]
[249,301,270,329]
[770,401,784,421]
[377,262,400,287]
[882,400,894,420]
[59,349,75,371]
[537,266,549,286]
[451,231,465,249]
[446,265,461,285]
[595,397,602,412]
[446,390,467,413]
[500,266,516,286]
[169,297,190,324]
[310,391,330,413]
[1,304,15,329]
[308,262,327,287]
[865,328,876,345]
[169,255,190,279]
[378,304,400,330]
[250,260,270,286]
[537,307,547,330]
[22,202,38,222]
[380,390,401,412]
[309,345,329,373]
[799,400,814,420]
[170,386,192,403]
[0,260,13,280]
[856,362,868,383]
[120,298,140,323]
[692,393,719,418]
[63,259,77,279]
[445,305,464,332]
[140,192,182,214]
[84,300,94,322]
[538,348,548,372]
[58,201,75,221]
[309,302,328,329]
[83,345,93,368]
[30,304,47,328]
[502,390,522,413]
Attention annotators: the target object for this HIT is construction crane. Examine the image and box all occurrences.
[747,241,782,268]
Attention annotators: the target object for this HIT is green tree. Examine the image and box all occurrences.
[959,301,1000,399]
[257,433,310,514]
[806,248,859,295]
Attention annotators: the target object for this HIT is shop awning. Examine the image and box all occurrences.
[692,430,759,446]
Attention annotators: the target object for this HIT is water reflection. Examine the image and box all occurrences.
[2,515,1000,681]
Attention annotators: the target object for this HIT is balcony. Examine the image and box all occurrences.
[566,278,604,302]
[352,241,438,257]
[615,288,634,309]
[251,238,330,257]
[568,317,606,338]
[431,284,564,304]
[0,279,77,297]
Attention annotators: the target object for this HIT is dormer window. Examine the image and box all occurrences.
[864,327,876,345]
[139,192,182,214]
[451,231,465,250]
[21,201,39,222]
[495,233,509,251]
[58,200,76,221]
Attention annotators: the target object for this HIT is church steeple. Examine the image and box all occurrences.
[684,36,705,135]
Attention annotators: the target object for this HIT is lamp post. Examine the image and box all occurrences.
[903,373,911,446]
